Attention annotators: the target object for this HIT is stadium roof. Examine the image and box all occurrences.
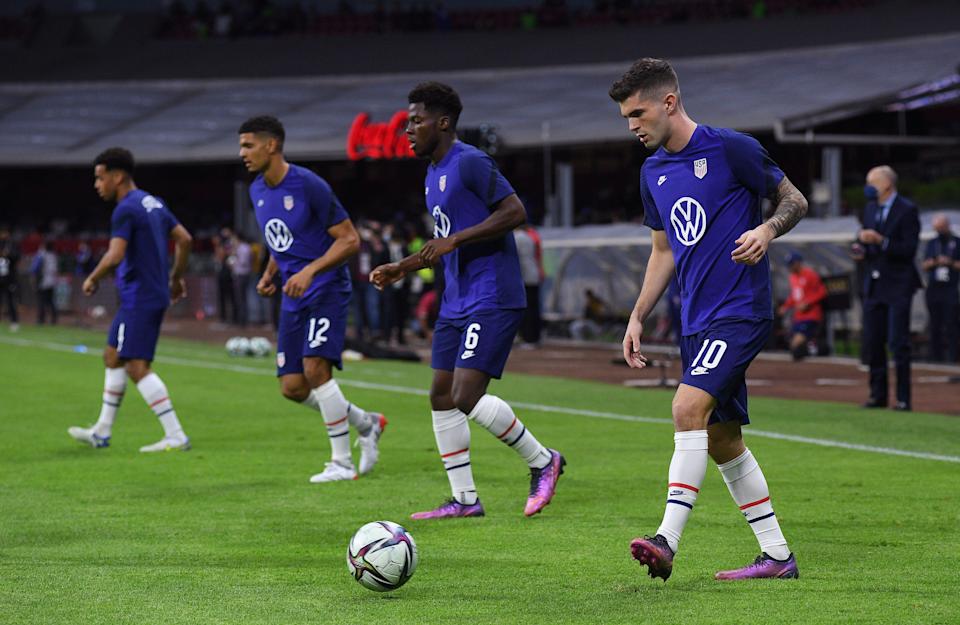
[0,32,957,166]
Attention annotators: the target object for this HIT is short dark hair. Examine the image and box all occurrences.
[408,81,463,128]
[238,115,285,148]
[94,147,135,175]
[608,58,679,103]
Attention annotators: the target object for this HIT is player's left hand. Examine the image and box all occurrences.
[170,277,187,303]
[732,224,775,265]
[283,269,313,298]
[82,276,98,296]
[419,237,456,265]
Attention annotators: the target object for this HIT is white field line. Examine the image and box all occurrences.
[2,335,958,464]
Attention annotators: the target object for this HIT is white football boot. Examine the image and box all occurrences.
[309,461,357,483]
[68,426,111,448]
[139,435,191,453]
[356,413,388,475]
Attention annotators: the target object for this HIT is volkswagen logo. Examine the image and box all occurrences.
[264,218,294,252]
[670,197,706,247]
[432,205,451,239]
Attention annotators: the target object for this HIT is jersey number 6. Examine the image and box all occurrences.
[464,323,481,350]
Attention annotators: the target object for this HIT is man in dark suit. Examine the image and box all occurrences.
[856,165,922,411]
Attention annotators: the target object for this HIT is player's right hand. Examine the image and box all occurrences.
[369,263,403,291]
[622,316,649,369]
[82,276,98,296]
[256,273,276,297]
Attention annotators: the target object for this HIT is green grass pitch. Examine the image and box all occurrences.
[1,325,958,624]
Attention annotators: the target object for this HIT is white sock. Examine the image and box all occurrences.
[717,448,790,560]
[432,408,477,505]
[468,394,551,469]
[136,373,185,440]
[346,401,373,435]
[94,367,127,437]
[656,430,709,553]
[306,379,362,466]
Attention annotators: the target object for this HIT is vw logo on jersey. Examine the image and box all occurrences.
[264,218,294,252]
[670,196,707,247]
[141,195,163,212]
[432,205,451,238]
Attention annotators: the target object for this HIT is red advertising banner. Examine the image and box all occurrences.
[346,111,416,161]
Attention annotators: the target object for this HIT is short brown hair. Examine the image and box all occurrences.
[609,58,679,103]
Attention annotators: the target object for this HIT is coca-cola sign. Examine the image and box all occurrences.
[346,111,415,161]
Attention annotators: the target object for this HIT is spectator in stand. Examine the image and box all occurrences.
[212,2,235,38]
[230,232,253,327]
[777,252,827,360]
[0,228,20,330]
[514,224,544,347]
[922,214,960,362]
[32,241,58,325]
[75,241,96,276]
[212,227,237,324]
[380,223,410,345]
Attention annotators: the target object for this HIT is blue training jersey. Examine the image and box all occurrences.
[111,189,179,309]
[250,164,352,312]
[425,141,526,318]
[640,125,784,335]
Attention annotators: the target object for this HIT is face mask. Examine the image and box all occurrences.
[864,185,879,200]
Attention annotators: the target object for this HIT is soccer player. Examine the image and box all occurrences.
[68,148,193,452]
[238,115,386,483]
[370,82,565,519]
[609,59,808,580]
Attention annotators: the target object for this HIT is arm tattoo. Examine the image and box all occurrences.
[764,177,809,238]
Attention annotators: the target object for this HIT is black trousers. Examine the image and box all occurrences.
[926,291,958,362]
[218,267,236,323]
[0,283,17,322]
[520,285,542,344]
[37,286,57,324]
[863,296,912,405]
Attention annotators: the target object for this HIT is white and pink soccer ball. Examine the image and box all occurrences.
[346,521,418,592]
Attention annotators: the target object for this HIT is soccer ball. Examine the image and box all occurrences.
[225,336,250,357]
[347,521,419,592]
[249,336,272,358]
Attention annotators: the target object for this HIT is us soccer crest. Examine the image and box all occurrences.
[277,351,286,368]
[283,195,295,210]
[439,175,447,192]
[694,158,708,179]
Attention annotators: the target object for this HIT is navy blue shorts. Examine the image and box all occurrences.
[791,320,819,339]
[431,309,523,379]
[108,306,166,362]
[680,318,773,425]
[276,299,348,376]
